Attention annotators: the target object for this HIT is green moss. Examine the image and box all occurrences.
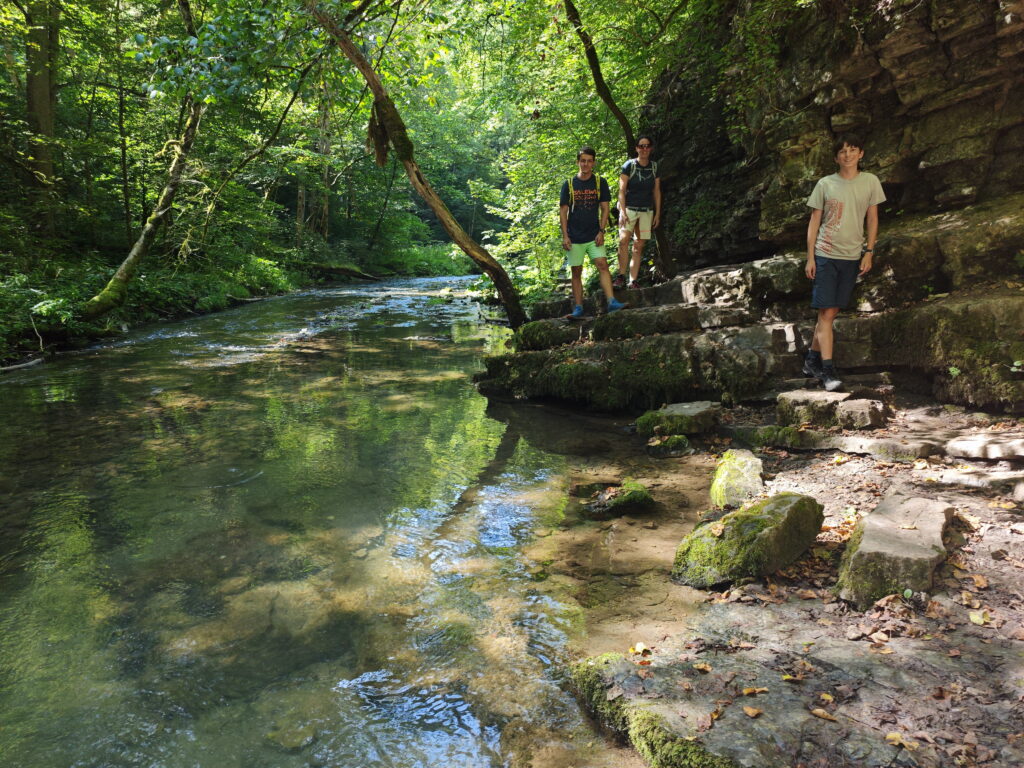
[672,493,823,588]
[708,449,763,508]
[629,710,738,768]
[572,655,738,768]
[607,478,655,511]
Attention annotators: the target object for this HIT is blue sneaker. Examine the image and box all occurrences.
[570,304,585,319]
[607,298,626,313]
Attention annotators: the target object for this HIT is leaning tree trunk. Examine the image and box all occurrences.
[80,0,204,320]
[563,0,635,157]
[308,4,527,329]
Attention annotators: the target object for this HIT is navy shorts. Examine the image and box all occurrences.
[812,255,860,309]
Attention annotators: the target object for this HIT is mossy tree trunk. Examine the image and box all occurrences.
[308,3,528,329]
[24,0,60,236]
[80,0,204,321]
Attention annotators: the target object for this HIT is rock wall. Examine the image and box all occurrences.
[650,0,1024,271]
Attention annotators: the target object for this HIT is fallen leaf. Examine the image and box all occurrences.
[947,649,961,657]
[898,523,918,530]
[969,574,989,589]
[819,692,834,703]
[742,687,768,696]
[832,454,850,465]
[885,731,919,750]
[692,662,713,673]
[810,708,837,722]
[743,706,762,718]
[795,589,817,600]
[709,523,725,537]
[782,673,804,683]
[969,610,992,626]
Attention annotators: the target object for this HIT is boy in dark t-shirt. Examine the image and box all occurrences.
[559,146,626,319]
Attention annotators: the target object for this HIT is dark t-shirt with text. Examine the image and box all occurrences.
[560,174,611,244]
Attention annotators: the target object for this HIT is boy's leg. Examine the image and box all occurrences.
[811,307,841,359]
[570,265,584,307]
[593,256,615,300]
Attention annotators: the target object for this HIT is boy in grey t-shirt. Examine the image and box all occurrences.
[804,133,885,391]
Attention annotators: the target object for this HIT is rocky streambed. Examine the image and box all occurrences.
[496,389,1024,768]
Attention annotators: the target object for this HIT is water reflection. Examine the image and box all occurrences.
[0,278,631,768]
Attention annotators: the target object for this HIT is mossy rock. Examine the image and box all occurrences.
[570,655,738,768]
[647,434,693,457]
[514,319,584,351]
[708,449,764,508]
[636,401,722,436]
[671,492,824,588]
[582,478,655,519]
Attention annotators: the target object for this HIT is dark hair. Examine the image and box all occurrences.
[636,134,654,147]
[833,133,865,155]
[577,146,597,160]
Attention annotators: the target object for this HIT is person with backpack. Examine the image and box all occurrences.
[560,146,627,318]
[614,135,661,289]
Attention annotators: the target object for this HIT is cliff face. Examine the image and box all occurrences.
[650,0,1024,271]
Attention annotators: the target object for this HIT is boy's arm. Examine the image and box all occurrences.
[653,177,662,229]
[618,174,629,227]
[597,201,609,245]
[560,205,571,250]
[806,207,823,280]
[860,204,878,276]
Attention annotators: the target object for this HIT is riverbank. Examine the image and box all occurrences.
[507,396,1024,767]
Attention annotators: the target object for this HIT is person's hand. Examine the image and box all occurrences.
[618,213,628,228]
[859,253,873,276]
[805,258,816,280]
[652,214,660,229]
[562,235,571,251]
[595,230,605,246]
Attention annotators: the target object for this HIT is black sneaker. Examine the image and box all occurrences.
[822,367,843,392]
[802,354,823,379]
[612,274,627,290]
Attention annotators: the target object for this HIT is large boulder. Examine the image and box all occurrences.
[836,493,954,609]
[671,493,824,588]
[708,449,764,508]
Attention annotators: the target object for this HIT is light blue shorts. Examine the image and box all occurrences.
[566,240,607,267]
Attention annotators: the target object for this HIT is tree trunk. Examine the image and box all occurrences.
[316,84,331,238]
[80,0,204,320]
[116,0,132,243]
[24,0,60,235]
[367,155,398,251]
[295,184,306,246]
[309,5,527,329]
[562,0,635,157]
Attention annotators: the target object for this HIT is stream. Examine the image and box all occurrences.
[0,277,635,768]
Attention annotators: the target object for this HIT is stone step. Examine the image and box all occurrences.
[720,424,943,462]
[777,390,889,430]
[836,493,954,608]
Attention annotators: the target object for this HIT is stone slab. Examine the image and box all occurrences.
[836,399,888,430]
[945,434,1024,461]
[636,401,722,436]
[837,493,954,608]
[777,389,851,426]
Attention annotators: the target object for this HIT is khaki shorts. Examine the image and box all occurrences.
[620,208,653,240]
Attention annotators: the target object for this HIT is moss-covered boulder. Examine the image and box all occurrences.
[709,449,764,508]
[671,493,823,588]
[636,401,722,436]
[777,390,851,427]
[514,318,586,351]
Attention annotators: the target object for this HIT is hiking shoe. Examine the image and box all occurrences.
[612,274,627,290]
[822,367,843,392]
[802,354,823,379]
[569,304,585,320]
[628,277,645,290]
[607,298,626,313]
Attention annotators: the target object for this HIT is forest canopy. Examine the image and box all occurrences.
[0,0,774,361]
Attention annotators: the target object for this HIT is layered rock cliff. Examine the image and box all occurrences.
[649,0,1024,271]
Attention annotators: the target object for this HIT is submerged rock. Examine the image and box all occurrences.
[708,448,764,508]
[837,493,954,609]
[582,479,656,520]
[671,492,823,588]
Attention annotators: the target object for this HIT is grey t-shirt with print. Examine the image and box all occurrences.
[807,171,886,261]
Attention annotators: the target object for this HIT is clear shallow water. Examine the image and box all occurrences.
[0,278,622,768]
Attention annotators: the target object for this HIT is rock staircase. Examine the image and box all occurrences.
[476,197,1024,415]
